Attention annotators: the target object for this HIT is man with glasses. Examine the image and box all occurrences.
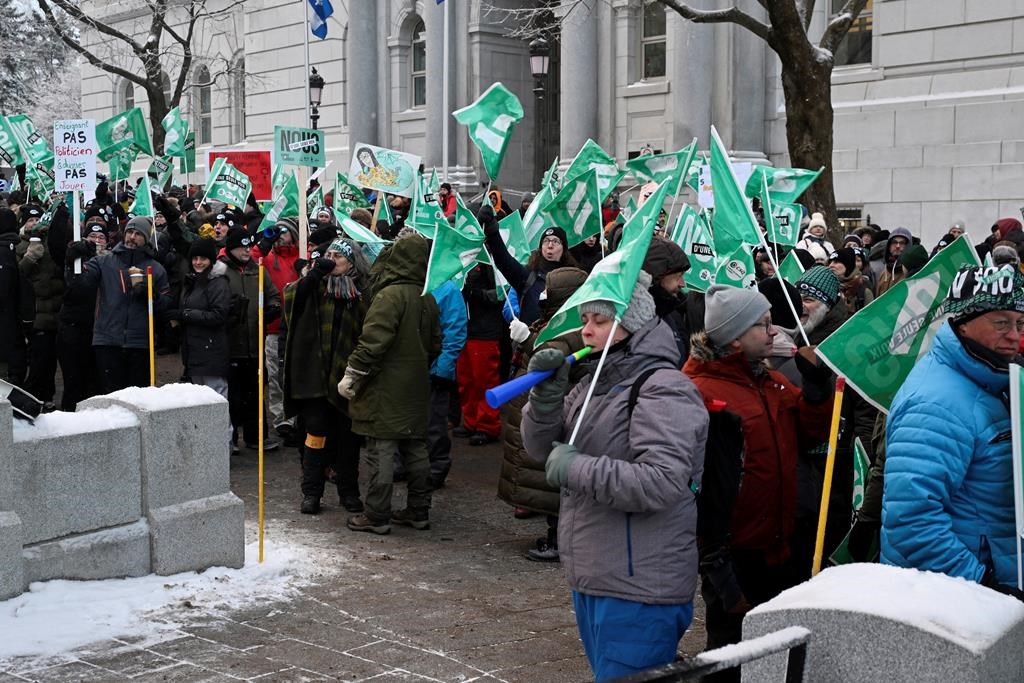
[883,264,1024,600]
[683,285,835,663]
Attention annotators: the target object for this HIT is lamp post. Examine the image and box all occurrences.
[529,36,551,187]
[309,67,325,130]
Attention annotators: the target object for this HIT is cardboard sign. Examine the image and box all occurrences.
[697,162,754,209]
[207,149,272,201]
[274,125,326,168]
[53,119,97,192]
[348,142,421,198]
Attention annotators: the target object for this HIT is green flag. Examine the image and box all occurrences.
[162,107,189,157]
[109,146,138,181]
[24,161,54,197]
[852,437,870,512]
[379,195,395,225]
[620,195,637,223]
[410,171,442,239]
[179,132,196,175]
[427,167,440,193]
[778,249,806,284]
[713,246,757,289]
[685,153,706,193]
[205,157,252,207]
[564,139,625,203]
[0,117,25,167]
[453,192,484,240]
[625,140,697,195]
[307,184,325,216]
[258,171,300,231]
[96,108,153,160]
[338,216,389,244]
[541,156,562,193]
[545,168,602,247]
[7,115,53,168]
[710,126,763,257]
[744,165,822,204]
[498,211,531,265]
[816,236,980,412]
[130,175,155,220]
[536,180,671,345]
[672,204,717,293]
[758,173,800,248]
[452,82,525,181]
[423,213,485,294]
[522,184,555,248]
[148,155,174,189]
[333,172,371,217]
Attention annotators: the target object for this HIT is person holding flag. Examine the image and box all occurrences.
[882,264,1024,600]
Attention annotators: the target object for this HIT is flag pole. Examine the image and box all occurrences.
[258,258,266,564]
[755,225,811,346]
[147,266,156,387]
[812,376,846,576]
[303,0,312,129]
[441,0,450,183]
[568,317,618,446]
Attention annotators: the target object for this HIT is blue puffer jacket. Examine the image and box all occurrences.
[429,280,467,381]
[882,322,1015,585]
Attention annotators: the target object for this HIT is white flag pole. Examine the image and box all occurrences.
[303,0,312,129]
[568,317,618,446]
[1010,364,1024,590]
[442,0,450,182]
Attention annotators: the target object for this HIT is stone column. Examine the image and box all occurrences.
[345,0,378,147]
[424,0,454,170]
[671,14,712,149]
[559,0,598,158]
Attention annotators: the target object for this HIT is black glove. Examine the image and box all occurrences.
[795,346,833,403]
[846,517,881,562]
[982,569,1024,602]
[165,308,182,322]
[476,203,495,227]
[257,236,276,256]
[312,257,335,277]
[293,258,308,277]
[153,194,170,216]
[66,240,96,265]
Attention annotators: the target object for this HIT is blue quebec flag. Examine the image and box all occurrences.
[308,0,333,39]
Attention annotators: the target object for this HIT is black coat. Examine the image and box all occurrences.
[0,229,29,365]
[179,260,232,377]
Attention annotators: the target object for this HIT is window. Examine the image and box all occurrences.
[119,79,135,111]
[194,65,212,145]
[833,0,873,66]
[160,72,172,103]
[641,1,666,80]
[411,19,426,108]
[231,54,246,143]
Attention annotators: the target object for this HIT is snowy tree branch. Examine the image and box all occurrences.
[799,0,817,31]
[819,0,869,53]
[43,0,145,56]
[655,0,773,44]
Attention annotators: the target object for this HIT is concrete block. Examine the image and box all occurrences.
[149,493,245,576]
[933,23,1014,62]
[834,110,895,150]
[998,199,1024,220]
[864,202,923,237]
[920,201,999,245]
[877,31,934,68]
[904,0,964,31]
[21,520,150,584]
[80,384,231,513]
[865,75,932,103]
[893,167,952,202]
[953,163,1024,200]
[1015,18,1024,53]
[858,146,923,169]
[930,69,1010,96]
[832,148,859,171]
[874,0,905,35]
[924,142,1002,167]
[895,107,955,146]
[965,0,1024,23]
[0,400,13,508]
[834,169,893,204]
[954,100,1024,144]
[0,512,24,600]
[832,82,868,104]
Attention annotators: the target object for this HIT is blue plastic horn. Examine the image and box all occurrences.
[484,347,592,409]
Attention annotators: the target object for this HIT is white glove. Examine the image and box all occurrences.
[337,366,368,400]
[23,241,44,263]
[509,317,530,344]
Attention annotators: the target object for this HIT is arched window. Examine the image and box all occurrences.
[230,54,246,143]
[410,18,426,108]
[640,0,666,80]
[194,65,212,145]
[160,72,173,103]
[119,79,135,111]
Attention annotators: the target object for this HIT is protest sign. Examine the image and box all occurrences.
[208,149,272,201]
[53,119,97,193]
[348,142,421,198]
[274,125,326,168]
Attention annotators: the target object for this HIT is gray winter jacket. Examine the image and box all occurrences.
[521,318,709,604]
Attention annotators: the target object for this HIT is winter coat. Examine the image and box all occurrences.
[882,323,1017,586]
[17,235,64,333]
[179,261,232,378]
[218,254,281,359]
[462,264,504,340]
[430,280,467,381]
[651,285,688,367]
[485,230,558,325]
[73,243,171,349]
[838,269,874,315]
[521,319,709,604]
[0,228,29,363]
[251,241,300,335]
[795,235,835,259]
[347,235,442,440]
[683,332,833,565]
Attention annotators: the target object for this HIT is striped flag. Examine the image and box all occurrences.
[308,0,334,39]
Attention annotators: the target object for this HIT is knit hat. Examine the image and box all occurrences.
[805,241,829,264]
[828,248,857,277]
[996,218,1023,241]
[20,204,42,225]
[807,212,827,233]
[188,237,219,262]
[793,248,817,271]
[578,271,658,334]
[350,207,373,228]
[124,216,152,244]
[642,237,690,281]
[521,192,535,205]
[86,222,108,240]
[992,243,1020,267]
[214,212,234,227]
[538,226,568,252]
[758,277,803,330]
[0,208,16,236]
[309,225,339,250]
[946,264,1024,325]
[796,265,841,308]
[704,284,772,346]
[842,233,863,248]
[225,227,252,251]
[275,217,299,242]
[897,244,928,276]
[326,238,354,260]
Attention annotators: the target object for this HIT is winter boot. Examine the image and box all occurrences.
[391,508,430,531]
[347,514,391,535]
[300,495,321,515]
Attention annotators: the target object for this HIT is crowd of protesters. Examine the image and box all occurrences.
[2,170,1023,682]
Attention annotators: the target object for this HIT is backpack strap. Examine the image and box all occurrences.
[626,367,662,418]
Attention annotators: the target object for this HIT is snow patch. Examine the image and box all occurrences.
[12,406,138,442]
[105,383,226,411]
[0,533,343,660]
[695,626,810,668]
[750,564,1024,653]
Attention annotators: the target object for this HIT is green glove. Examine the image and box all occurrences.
[527,348,570,415]
[546,441,579,488]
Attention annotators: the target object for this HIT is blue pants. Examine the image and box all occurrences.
[572,591,693,682]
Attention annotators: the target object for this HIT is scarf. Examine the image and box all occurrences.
[325,273,360,301]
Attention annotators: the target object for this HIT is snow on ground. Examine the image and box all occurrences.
[106,383,225,410]
[0,527,344,661]
[11,406,138,442]
[750,563,1024,652]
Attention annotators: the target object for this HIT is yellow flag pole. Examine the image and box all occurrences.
[370,191,383,235]
[258,258,266,564]
[147,266,155,387]
[812,376,847,576]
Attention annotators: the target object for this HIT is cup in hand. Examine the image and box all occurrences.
[128,266,144,287]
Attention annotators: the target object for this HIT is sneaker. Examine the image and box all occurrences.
[276,424,300,447]
[391,508,430,531]
[231,443,241,455]
[430,474,447,490]
[300,495,321,515]
[246,438,281,452]
[513,507,536,520]
[347,514,391,535]
[469,432,497,446]
[526,538,560,562]
[451,425,473,438]
[340,494,364,513]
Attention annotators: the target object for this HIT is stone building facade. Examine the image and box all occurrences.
[79,0,1024,246]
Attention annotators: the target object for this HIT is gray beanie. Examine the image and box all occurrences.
[124,216,152,244]
[578,270,658,333]
[704,284,771,346]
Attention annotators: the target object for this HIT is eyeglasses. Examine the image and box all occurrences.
[752,317,773,334]
[987,318,1024,333]
[541,237,562,246]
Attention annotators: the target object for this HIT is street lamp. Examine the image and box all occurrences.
[309,67,325,130]
[529,37,550,98]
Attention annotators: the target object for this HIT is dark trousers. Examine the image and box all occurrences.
[298,398,361,500]
[228,358,259,445]
[94,346,150,394]
[24,329,58,402]
[58,323,96,411]
[396,382,452,483]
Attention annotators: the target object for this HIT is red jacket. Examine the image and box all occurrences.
[250,242,300,334]
[683,334,833,565]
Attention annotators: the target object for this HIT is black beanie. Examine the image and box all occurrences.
[20,204,43,225]
[0,208,16,236]
[188,237,219,262]
[539,226,568,252]
[828,247,857,277]
[309,225,339,250]
[793,248,817,271]
[225,227,252,252]
[757,277,804,330]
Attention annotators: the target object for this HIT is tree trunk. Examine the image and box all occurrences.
[147,84,168,156]
[778,50,839,239]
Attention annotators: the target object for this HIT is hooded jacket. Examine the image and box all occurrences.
[871,226,913,282]
[521,319,709,604]
[0,213,29,364]
[218,253,281,359]
[179,260,232,377]
[251,220,300,335]
[883,323,1017,586]
[346,235,442,440]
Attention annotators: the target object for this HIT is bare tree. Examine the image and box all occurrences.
[35,0,246,154]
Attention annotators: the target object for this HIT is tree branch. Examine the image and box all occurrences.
[44,0,145,55]
[819,0,869,53]
[797,0,817,31]
[656,0,773,44]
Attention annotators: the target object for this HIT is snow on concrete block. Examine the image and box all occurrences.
[21,520,150,585]
[0,512,24,600]
[149,493,244,576]
[742,564,1024,682]
[80,384,231,513]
